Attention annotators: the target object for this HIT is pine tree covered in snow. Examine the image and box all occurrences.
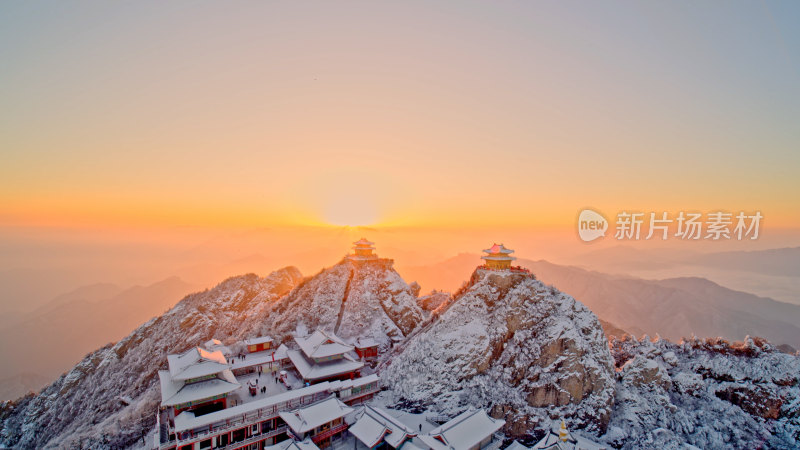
[601,335,800,449]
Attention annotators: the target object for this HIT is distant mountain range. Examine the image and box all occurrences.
[0,277,196,400]
[0,268,303,448]
[570,246,800,305]
[5,248,798,404]
[578,245,800,278]
[398,254,800,349]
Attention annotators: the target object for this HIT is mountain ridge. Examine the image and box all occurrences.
[384,268,616,437]
[1,255,798,448]
[399,254,800,347]
[0,267,304,448]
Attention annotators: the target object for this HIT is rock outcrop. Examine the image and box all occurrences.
[416,290,450,312]
[262,258,424,350]
[603,335,800,449]
[382,268,616,437]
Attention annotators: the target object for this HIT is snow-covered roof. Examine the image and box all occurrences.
[506,441,530,450]
[355,337,378,349]
[482,243,514,255]
[287,350,364,381]
[330,373,378,391]
[264,439,320,450]
[349,413,389,448]
[158,369,240,407]
[481,243,517,262]
[418,409,505,450]
[295,329,353,359]
[353,238,375,247]
[167,347,230,381]
[172,380,335,432]
[244,336,274,346]
[230,344,289,370]
[279,396,354,434]
[350,405,417,448]
[171,375,378,433]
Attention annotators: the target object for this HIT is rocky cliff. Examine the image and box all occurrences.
[261,258,425,349]
[602,335,800,449]
[382,268,616,437]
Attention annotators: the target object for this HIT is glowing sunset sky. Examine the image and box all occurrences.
[1,1,799,230]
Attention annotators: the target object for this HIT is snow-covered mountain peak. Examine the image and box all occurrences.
[383,267,615,438]
[259,257,425,350]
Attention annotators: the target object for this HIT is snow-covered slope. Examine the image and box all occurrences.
[0,267,303,449]
[601,335,800,449]
[262,258,424,349]
[382,268,616,437]
[3,256,798,449]
[399,254,800,348]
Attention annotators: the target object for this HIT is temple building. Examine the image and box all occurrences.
[158,347,240,419]
[280,396,354,449]
[349,405,418,449]
[287,329,364,384]
[154,331,381,450]
[354,337,378,362]
[245,335,274,353]
[349,238,378,260]
[158,377,381,450]
[416,409,505,450]
[481,243,516,270]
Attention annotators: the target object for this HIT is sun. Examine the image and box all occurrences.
[323,195,379,227]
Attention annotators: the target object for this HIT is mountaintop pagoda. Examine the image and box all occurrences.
[481,243,517,269]
[349,238,378,261]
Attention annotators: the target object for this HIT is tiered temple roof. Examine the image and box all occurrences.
[349,238,378,260]
[167,347,230,381]
[296,330,353,361]
[159,347,240,408]
[481,243,517,269]
[481,243,515,259]
[289,330,364,382]
[279,396,354,435]
[159,370,240,408]
[417,409,505,450]
[349,405,417,448]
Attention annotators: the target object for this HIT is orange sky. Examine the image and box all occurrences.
[1,2,799,232]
